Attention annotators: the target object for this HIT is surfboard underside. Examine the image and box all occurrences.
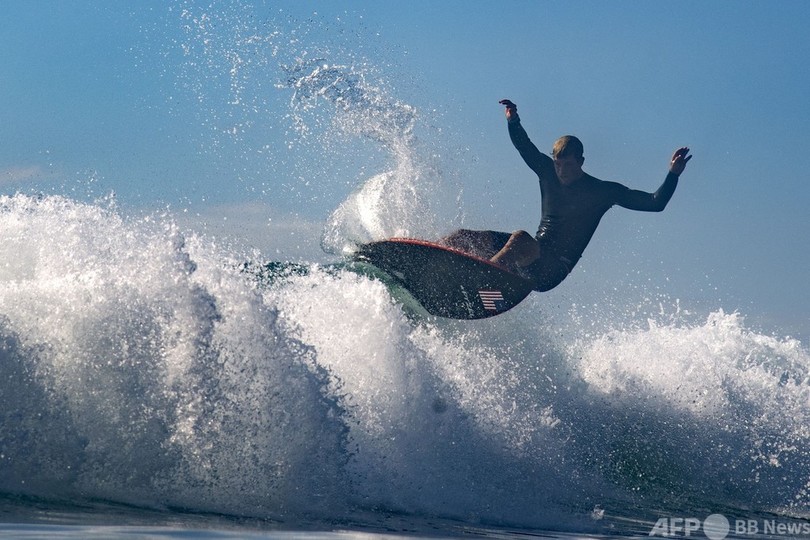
[352,238,534,319]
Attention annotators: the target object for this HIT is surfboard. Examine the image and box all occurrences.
[351,238,535,319]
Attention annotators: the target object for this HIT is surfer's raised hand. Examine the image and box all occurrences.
[669,147,692,176]
[499,99,517,121]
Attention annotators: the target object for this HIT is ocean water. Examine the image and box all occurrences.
[3,3,810,539]
[2,199,810,539]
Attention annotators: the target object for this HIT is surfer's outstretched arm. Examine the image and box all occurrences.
[499,99,553,176]
[616,147,692,212]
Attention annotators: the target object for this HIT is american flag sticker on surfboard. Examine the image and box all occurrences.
[478,290,506,311]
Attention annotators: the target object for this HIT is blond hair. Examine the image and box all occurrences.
[552,135,584,160]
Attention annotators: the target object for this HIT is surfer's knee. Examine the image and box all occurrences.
[492,230,539,268]
[508,230,534,243]
[507,230,539,258]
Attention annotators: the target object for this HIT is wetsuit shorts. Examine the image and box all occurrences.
[443,229,571,293]
[522,251,572,292]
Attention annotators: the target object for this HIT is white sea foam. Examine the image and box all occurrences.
[2,193,810,531]
[279,58,454,253]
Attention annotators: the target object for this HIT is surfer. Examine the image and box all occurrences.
[441,99,692,291]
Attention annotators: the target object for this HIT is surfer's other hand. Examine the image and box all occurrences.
[499,99,517,120]
[669,146,692,176]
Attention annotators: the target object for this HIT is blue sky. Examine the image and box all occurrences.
[1,1,809,336]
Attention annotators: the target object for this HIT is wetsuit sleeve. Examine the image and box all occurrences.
[614,172,679,212]
[507,117,554,177]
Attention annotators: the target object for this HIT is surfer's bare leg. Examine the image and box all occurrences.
[438,229,502,258]
[490,230,540,269]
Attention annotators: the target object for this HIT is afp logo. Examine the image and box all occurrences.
[649,514,729,539]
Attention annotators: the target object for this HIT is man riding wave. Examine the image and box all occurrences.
[441,99,692,291]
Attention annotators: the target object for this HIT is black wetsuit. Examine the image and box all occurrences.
[507,114,680,291]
